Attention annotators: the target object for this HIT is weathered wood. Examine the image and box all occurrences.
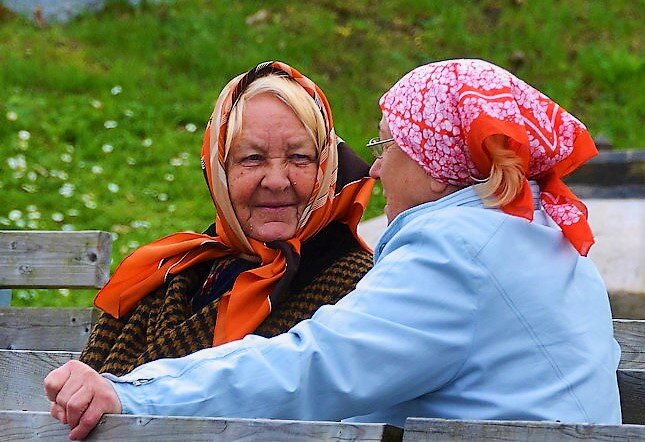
[0,230,111,289]
[402,417,645,441]
[1,348,642,425]
[0,350,79,411]
[0,307,98,351]
[618,369,645,425]
[614,319,645,370]
[3,308,642,359]
[0,411,403,441]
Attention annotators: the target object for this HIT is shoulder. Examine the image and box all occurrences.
[377,205,508,262]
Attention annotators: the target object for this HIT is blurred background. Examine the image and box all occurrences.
[1,0,642,306]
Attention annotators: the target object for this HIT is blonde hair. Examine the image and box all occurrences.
[476,135,525,207]
[224,75,327,159]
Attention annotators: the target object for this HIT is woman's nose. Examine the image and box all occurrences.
[369,158,382,179]
[261,161,291,189]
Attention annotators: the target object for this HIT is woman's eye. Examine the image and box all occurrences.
[240,154,264,165]
[289,154,316,165]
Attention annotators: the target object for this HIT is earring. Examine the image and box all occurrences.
[469,173,489,183]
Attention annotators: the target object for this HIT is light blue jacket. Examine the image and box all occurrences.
[107,184,622,426]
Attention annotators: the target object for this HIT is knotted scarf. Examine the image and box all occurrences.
[380,59,596,255]
[94,61,374,344]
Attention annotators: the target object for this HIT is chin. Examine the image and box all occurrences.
[251,222,297,242]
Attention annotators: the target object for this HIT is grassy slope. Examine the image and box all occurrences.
[0,0,642,306]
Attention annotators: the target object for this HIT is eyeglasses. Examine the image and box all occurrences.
[366,137,395,158]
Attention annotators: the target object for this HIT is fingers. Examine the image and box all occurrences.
[49,402,68,425]
[44,362,73,402]
[65,379,93,430]
[68,394,108,441]
[43,360,122,440]
[67,376,122,440]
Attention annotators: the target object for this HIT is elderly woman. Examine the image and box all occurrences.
[46,59,620,440]
[79,61,375,376]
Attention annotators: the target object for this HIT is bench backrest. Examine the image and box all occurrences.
[0,410,403,441]
[0,348,642,424]
[403,417,645,441]
[0,230,111,290]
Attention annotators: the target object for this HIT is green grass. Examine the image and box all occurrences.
[1,0,642,306]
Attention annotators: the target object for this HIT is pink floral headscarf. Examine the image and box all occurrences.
[380,59,597,255]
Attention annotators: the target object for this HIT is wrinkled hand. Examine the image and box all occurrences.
[44,360,122,440]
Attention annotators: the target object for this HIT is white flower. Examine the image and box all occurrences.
[142,138,153,147]
[131,220,150,229]
[82,194,96,209]
[91,165,103,174]
[164,173,175,182]
[51,170,69,180]
[111,85,122,95]
[21,184,37,193]
[7,155,26,171]
[59,289,70,297]
[67,209,79,217]
[52,212,64,222]
[126,157,136,165]
[59,183,75,197]
[62,224,75,231]
[185,123,197,133]
[91,99,103,109]
[124,109,134,117]
[6,111,17,121]
[107,183,119,193]
[8,210,22,221]
[104,121,118,129]
[61,153,72,163]
[158,193,168,201]
[102,144,114,153]
[18,130,31,140]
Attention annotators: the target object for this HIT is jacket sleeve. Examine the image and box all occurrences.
[107,222,484,420]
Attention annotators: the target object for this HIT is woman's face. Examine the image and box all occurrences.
[369,115,450,224]
[226,93,318,242]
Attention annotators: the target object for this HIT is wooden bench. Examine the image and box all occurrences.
[1,230,643,439]
[2,349,640,422]
[0,230,112,303]
[0,410,402,441]
[403,417,645,441]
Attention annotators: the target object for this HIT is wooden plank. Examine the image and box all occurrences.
[614,319,645,370]
[1,347,642,425]
[1,309,640,357]
[403,417,645,441]
[0,350,79,411]
[0,230,111,289]
[0,307,96,351]
[0,411,403,441]
[618,369,645,425]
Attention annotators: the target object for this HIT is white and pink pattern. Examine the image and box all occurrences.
[379,59,598,256]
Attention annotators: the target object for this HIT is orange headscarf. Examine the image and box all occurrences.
[380,59,596,255]
[95,61,374,345]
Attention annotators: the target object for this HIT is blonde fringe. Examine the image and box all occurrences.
[476,136,525,208]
